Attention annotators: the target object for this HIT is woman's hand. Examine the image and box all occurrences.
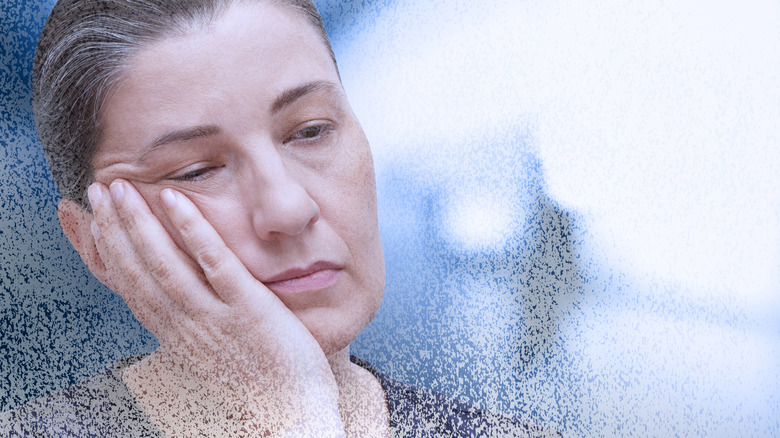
[87,179,345,437]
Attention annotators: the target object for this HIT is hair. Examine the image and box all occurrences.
[33,0,338,209]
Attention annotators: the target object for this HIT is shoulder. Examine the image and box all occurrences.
[351,356,562,438]
[0,355,162,438]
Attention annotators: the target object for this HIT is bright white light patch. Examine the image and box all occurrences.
[444,194,515,251]
[337,0,780,311]
[528,0,780,310]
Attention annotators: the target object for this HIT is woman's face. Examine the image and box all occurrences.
[91,2,384,355]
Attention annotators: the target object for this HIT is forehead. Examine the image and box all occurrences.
[127,1,335,93]
[97,1,339,156]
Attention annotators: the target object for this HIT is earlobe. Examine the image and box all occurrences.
[58,198,110,286]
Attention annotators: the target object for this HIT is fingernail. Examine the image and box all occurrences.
[109,180,125,204]
[90,220,100,240]
[160,188,177,209]
[87,183,102,209]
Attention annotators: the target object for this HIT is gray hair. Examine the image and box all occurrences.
[33,0,338,209]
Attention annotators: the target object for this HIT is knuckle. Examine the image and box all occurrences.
[106,261,139,289]
[183,305,212,323]
[147,256,174,282]
[176,213,199,240]
[197,246,225,275]
[195,307,223,326]
[118,204,145,232]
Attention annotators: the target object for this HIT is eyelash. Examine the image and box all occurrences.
[170,166,216,182]
[285,123,334,144]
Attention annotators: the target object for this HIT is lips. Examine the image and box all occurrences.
[262,261,342,294]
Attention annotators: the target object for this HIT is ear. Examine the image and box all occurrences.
[58,198,110,286]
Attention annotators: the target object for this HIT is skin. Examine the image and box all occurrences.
[57,2,388,436]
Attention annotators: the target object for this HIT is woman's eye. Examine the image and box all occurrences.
[286,124,333,143]
[170,167,214,182]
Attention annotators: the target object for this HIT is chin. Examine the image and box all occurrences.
[296,296,382,357]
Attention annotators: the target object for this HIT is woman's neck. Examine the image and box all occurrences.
[328,348,390,438]
[121,348,389,437]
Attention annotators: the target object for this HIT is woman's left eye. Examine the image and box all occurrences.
[286,124,333,143]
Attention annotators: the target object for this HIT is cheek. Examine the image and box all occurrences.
[184,191,250,249]
[336,146,383,277]
[131,185,192,258]
[352,149,380,234]
[337,136,377,207]
[135,184,246,260]
[320,145,378,235]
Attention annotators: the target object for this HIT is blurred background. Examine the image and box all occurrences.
[2,0,778,436]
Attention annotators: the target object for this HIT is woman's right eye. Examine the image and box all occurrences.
[169,167,215,182]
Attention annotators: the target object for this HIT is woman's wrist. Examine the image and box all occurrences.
[122,350,346,437]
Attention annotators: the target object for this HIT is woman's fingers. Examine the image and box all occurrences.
[159,188,270,307]
[91,180,313,363]
[93,179,220,317]
[100,179,275,311]
[88,182,172,331]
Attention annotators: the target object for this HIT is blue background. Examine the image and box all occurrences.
[2,1,779,436]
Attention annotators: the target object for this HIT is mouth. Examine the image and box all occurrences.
[262,261,343,294]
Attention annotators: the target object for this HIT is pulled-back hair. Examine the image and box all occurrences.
[33,0,337,209]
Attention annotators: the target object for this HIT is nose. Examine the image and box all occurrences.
[248,150,320,240]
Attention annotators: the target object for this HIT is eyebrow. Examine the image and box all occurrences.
[145,124,221,152]
[139,81,339,156]
[271,80,338,114]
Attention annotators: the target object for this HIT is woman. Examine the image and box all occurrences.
[3,0,558,436]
